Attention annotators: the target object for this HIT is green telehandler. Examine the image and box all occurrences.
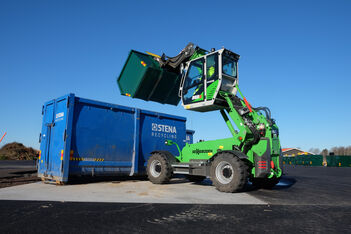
[118,43,282,192]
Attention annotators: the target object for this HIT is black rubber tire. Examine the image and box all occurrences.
[251,177,280,189]
[147,153,173,184]
[210,152,248,193]
[186,175,206,183]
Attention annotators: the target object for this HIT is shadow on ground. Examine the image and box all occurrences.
[57,174,297,194]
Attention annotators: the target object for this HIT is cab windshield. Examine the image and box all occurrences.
[222,56,237,78]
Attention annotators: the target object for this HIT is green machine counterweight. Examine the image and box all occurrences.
[118,43,283,192]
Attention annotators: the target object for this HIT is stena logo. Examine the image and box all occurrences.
[55,112,64,119]
[152,123,177,133]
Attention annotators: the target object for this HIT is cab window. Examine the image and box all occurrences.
[206,53,218,82]
[182,58,205,105]
[222,55,237,78]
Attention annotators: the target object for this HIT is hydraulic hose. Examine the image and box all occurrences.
[253,107,272,125]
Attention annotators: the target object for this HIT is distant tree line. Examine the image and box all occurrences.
[308,146,351,156]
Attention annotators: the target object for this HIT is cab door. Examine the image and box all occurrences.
[181,58,205,105]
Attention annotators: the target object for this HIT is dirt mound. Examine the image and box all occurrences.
[0,142,39,160]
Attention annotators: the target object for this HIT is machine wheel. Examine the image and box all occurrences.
[147,152,173,184]
[251,177,280,189]
[210,153,248,193]
[186,175,206,183]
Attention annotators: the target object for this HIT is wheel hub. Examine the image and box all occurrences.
[215,161,234,184]
[222,167,232,178]
[150,160,162,177]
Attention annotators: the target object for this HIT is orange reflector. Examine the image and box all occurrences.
[125,93,131,97]
[238,136,243,141]
[39,150,41,159]
[60,150,64,160]
[271,161,275,169]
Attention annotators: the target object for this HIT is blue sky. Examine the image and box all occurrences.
[0,0,350,151]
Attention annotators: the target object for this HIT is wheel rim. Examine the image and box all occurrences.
[215,161,234,184]
[150,160,162,177]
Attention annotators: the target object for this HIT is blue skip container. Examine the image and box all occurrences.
[37,94,194,183]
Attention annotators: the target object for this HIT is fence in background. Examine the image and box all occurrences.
[283,155,351,167]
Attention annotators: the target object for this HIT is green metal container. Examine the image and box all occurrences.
[283,156,295,165]
[117,50,181,105]
[307,155,323,166]
[343,156,351,167]
[328,156,351,167]
[295,155,302,165]
[326,156,337,167]
[313,155,324,166]
[284,155,326,167]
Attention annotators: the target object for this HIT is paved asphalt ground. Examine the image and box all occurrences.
[0,162,350,233]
